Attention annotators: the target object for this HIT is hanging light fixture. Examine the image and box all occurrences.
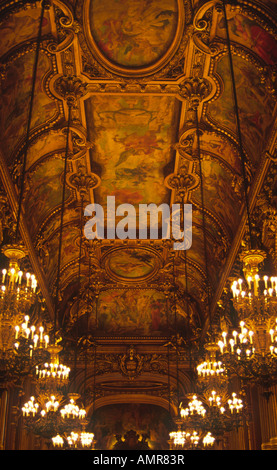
[196,340,227,389]
[21,392,87,441]
[0,1,51,385]
[52,430,95,450]
[0,246,37,313]
[0,246,38,358]
[169,427,215,450]
[179,389,244,438]
[216,0,277,392]
[34,344,70,391]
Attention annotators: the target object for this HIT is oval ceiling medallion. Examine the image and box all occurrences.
[84,0,184,75]
[102,247,161,282]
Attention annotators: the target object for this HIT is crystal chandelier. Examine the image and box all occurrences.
[34,344,70,391]
[0,245,37,316]
[14,315,49,357]
[52,430,95,450]
[196,341,227,387]
[179,389,244,437]
[22,392,87,440]
[0,245,50,385]
[0,245,38,354]
[218,249,277,390]
[169,426,215,450]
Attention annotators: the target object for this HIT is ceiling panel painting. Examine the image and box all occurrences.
[185,222,220,289]
[75,288,187,337]
[102,247,161,282]
[43,223,81,288]
[36,204,81,246]
[178,128,242,174]
[87,0,179,69]
[191,158,242,239]
[198,131,242,175]
[25,130,67,171]
[23,155,71,237]
[85,94,180,212]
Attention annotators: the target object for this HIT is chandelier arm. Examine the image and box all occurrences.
[221,0,253,249]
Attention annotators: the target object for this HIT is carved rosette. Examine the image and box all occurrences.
[54,75,88,107]
[179,77,211,109]
[165,169,199,202]
[67,163,100,198]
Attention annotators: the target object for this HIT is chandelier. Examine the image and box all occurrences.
[0,245,50,385]
[0,245,37,316]
[34,344,70,391]
[52,429,95,450]
[179,389,244,437]
[196,341,228,388]
[22,391,87,440]
[169,428,215,450]
[218,249,277,390]
[14,315,49,357]
[0,245,38,353]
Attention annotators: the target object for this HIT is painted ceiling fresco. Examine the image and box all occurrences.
[207,53,276,163]
[85,94,180,209]
[88,0,179,68]
[0,0,276,353]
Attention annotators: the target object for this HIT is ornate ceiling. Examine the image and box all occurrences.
[0,0,277,428]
